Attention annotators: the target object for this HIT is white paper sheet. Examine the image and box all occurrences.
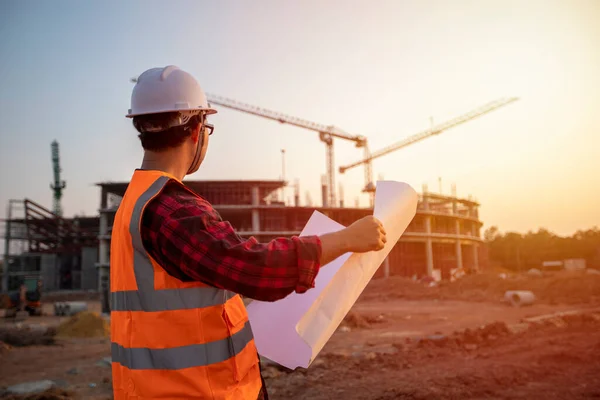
[246,181,418,369]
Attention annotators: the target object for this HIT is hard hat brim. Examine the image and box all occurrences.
[126,107,218,118]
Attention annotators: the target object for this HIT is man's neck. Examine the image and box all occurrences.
[140,150,188,181]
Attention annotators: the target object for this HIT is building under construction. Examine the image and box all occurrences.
[2,179,484,291]
[1,199,99,293]
[90,179,484,309]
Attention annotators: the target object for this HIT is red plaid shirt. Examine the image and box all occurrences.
[140,180,322,302]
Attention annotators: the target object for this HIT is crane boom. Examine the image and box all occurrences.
[206,94,366,144]
[339,97,519,173]
[206,94,368,207]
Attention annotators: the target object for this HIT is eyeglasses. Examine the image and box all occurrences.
[204,123,214,136]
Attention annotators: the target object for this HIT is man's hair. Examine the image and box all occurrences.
[132,112,203,152]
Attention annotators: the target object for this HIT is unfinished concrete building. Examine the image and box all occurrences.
[1,178,484,308]
[95,180,484,309]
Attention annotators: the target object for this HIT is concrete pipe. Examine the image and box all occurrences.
[54,302,64,316]
[504,290,536,307]
[63,301,88,316]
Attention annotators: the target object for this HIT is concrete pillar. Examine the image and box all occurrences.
[252,211,260,233]
[383,257,390,278]
[1,203,12,292]
[98,212,110,313]
[321,175,329,208]
[251,186,260,233]
[455,220,463,270]
[251,186,260,206]
[423,191,434,276]
[98,214,108,288]
[473,244,479,272]
[425,216,434,276]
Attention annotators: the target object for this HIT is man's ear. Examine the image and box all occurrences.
[190,122,201,143]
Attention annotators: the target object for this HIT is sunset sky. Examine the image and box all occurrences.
[1,0,598,236]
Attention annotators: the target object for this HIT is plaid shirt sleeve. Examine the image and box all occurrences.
[140,181,322,302]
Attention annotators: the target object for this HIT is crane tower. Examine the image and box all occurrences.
[50,140,66,216]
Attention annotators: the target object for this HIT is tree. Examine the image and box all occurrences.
[484,226,499,242]
[483,226,600,271]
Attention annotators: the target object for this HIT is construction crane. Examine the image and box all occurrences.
[50,140,66,216]
[339,97,519,195]
[206,94,368,207]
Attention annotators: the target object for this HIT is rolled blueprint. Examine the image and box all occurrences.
[246,181,418,369]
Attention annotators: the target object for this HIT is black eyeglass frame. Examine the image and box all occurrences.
[203,122,214,136]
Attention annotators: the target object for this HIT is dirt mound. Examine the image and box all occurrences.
[437,274,512,301]
[0,387,74,400]
[56,312,109,338]
[414,312,600,353]
[360,276,433,301]
[361,271,600,305]
[412,321,512,351]
[456,321,511,345]
[342,312,370,329]
[0,326,56,347]
[440,271,600,304]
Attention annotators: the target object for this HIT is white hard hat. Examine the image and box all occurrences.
[126,65,217,118]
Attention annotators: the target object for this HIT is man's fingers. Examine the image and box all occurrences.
[378,225,386,236]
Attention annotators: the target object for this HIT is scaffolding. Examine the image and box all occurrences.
[1,199,98,292]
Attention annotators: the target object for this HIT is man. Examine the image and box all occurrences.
[110,65,387,399]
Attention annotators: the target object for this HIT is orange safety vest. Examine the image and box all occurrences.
[110,170,262,399]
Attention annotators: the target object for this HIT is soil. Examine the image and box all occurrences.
[265,313,600,399]
[1,387,74,400]
[0,325,56,347]
[0,337,113,400]
[360,270,600,305]
[1,271,599,399]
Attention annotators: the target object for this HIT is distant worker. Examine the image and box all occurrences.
[110,65,387,399]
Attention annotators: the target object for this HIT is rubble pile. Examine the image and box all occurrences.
[56,312,109,338]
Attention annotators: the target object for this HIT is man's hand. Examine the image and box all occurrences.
[344,216,387,253]
[318,215,387,266]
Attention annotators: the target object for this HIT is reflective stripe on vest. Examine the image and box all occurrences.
[112,321,253,370]
[111,175,250,369]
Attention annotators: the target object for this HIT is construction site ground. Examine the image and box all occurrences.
[1,270,599,399]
